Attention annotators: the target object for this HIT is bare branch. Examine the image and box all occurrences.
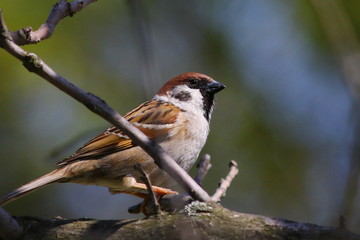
[0,207,22,240]
[0,9,211,202]
[211,160,239,202]
[134,163,162,215]
[194,154,212,185]
[9,0,98,46]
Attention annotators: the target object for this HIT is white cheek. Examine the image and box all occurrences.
[155,85,205,116]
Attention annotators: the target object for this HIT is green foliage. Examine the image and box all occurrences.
[0,0,359,234]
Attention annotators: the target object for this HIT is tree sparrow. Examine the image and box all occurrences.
[0,72,225,206]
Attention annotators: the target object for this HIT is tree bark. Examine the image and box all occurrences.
[11,203,359,240]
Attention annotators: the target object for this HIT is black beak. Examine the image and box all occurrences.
[206,81,226,94]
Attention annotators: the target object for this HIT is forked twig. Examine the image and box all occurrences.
[211,160,239,202]
[9,0,98,45]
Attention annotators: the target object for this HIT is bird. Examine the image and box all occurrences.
[0,72,225,207]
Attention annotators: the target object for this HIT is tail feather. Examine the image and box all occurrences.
[0,169,64,206]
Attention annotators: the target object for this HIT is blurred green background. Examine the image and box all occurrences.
[1,0,360,234]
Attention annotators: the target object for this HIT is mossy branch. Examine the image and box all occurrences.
[13,203,360,240]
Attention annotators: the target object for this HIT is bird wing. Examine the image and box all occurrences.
[56,100,180,167]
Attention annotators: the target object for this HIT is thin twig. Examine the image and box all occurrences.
[134,163,161,215]
[211,160,239,202]
[194,154,212,185]
[9,0,98,46]
[0,207,23,240]
[0,9,211,202]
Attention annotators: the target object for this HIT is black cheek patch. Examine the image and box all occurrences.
[173,91,192,101]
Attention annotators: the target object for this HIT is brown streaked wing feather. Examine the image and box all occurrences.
[57,100,180,167]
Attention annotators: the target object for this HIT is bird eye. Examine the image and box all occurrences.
[187,78,200,88]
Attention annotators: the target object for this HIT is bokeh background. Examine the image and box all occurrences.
[1,0,360,234]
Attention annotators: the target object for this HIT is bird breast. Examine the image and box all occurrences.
[161,110,210,171]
